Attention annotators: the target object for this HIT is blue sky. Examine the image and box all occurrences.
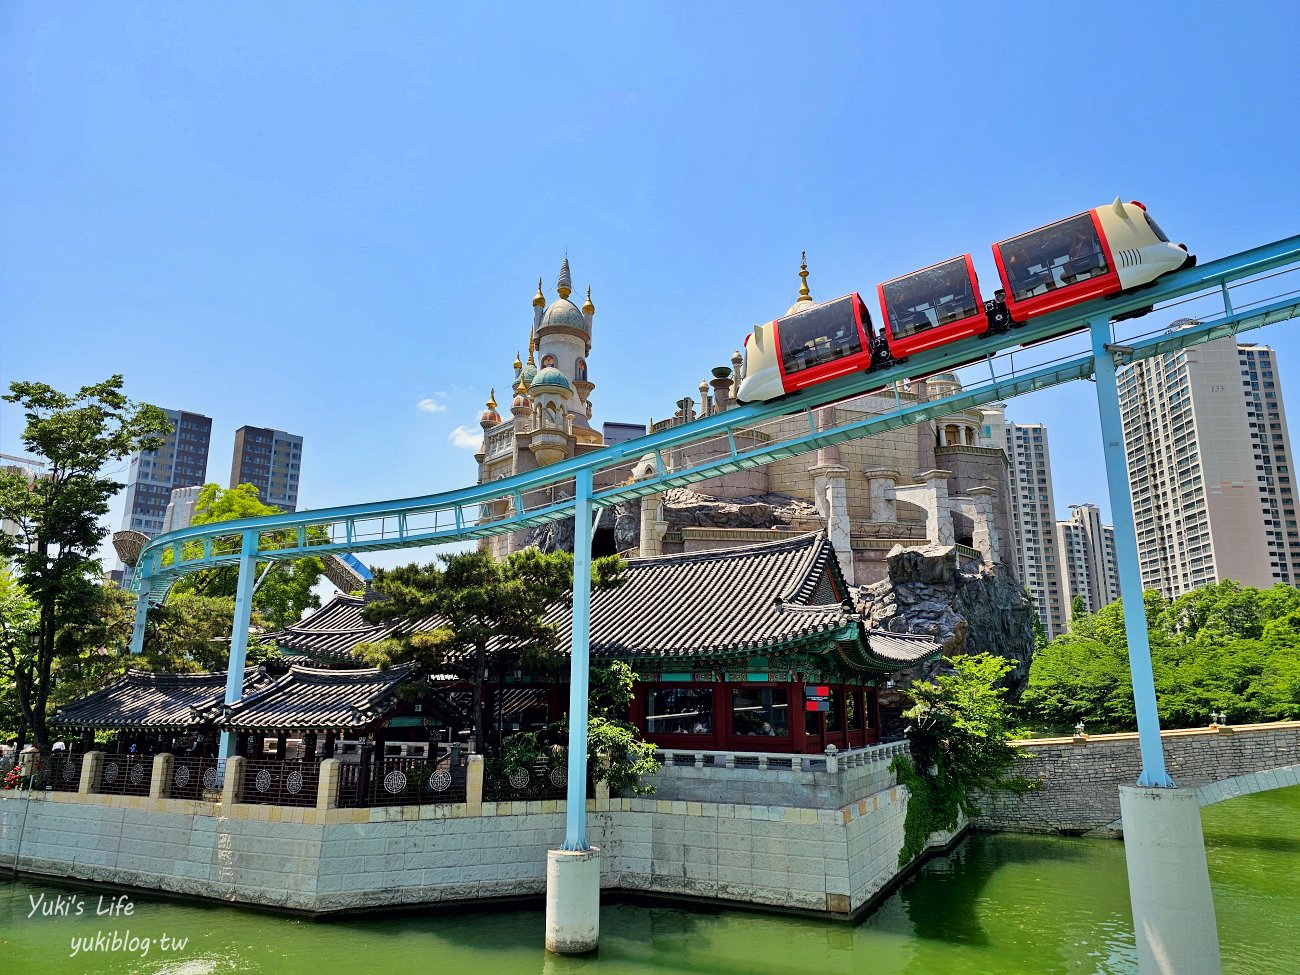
[3,2,1298,570]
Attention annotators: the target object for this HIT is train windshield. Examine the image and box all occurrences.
[778,295,863,375]
[880,257,978,340]
[998,213,1108,302]
[1144,213,1170,243]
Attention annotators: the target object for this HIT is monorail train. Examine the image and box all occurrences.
[736,199,1194,403]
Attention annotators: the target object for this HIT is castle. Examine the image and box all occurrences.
[474,257,1018,588]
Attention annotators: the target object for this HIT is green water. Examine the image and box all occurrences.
[2,786,1297,975]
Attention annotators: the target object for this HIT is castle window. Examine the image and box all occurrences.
[575,358,588,382]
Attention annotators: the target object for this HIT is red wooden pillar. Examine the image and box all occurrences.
[788,680,807,750]
[713,681,728,750]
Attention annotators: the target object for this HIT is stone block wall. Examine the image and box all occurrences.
[0,782,927,917]
[975,722,1300,835]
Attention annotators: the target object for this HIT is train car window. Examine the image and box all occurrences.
[778,295,863,374]
[1144,213,1170,243]
[881,258,977,339]
[999,213,1108,302]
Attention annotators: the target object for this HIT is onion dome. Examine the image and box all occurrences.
[479,389,501,428]
[533,278,545,308]
[582,285,595,316]
[513,350,523,372]
[785,250,816,316]
[510,385,531,415]
[529,366,573,394]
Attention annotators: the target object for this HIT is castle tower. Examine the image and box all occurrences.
[534,258,600,446]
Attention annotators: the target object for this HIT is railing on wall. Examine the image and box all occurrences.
[45,751,83,793]
[336,748,469,808]
[655,739,910,773]
[483,758,571,802]
[169,756,221,800]
[95,753,153,796]
[239,758,320,807]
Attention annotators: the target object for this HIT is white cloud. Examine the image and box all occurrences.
[448,425,481,450]
[417,398,447,413]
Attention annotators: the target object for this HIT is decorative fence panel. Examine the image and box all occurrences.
[169,757,221,800]
[483,758,571,802]
[337,752,467,808]
[239,759,320,807]
[46,751,83,792]
[96,753,153,796]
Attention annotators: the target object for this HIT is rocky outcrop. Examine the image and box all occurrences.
[656,488,822,531]
[857,543,1035,690]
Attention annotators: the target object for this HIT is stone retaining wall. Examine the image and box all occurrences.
[975,721,1300,835]
[0,783,940,917]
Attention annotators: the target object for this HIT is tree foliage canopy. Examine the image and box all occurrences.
[167,483,325,631]
[0,376,171,746]
[891,653,1033,865]
[1022,580,1300,730]
[357,547,625,757]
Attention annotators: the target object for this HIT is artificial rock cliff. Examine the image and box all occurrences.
[856,543,1036,689]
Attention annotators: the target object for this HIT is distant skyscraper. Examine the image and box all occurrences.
[984,414,1066,639]
[230,426,303,511]
[1118,333,1298,596]
[120,409,212,537]
[1056,503,1119,624]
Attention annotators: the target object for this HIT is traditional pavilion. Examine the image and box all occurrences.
[270,532,941,754]
[53,534,940,758]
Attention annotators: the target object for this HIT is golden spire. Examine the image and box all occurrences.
[514,376,528,396]
[486,388,497,409]
[513,350,523,371]
[582,285,594,315]
[797,250,812,304]
[527,325,536,364]
[532,277,545,308]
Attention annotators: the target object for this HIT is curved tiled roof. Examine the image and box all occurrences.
[214,662,422,732]
[52,668,269,730]
[271,534,940,673]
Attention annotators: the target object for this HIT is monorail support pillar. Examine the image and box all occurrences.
[1090,314,1222,975]
[128,590,150,656]
[218,530,260,763]
[547,466,599,954]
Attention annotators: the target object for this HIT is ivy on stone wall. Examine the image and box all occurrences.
[891,653,1036,865]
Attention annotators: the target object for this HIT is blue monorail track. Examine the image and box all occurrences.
[126,234,1300,602]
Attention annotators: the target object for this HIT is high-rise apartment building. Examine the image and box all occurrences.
[1,453,45,552]
[120,409,212,537]
[981,411,1066,638]
[1056,503,1119,624]
[230,426,303,511]
[1117,333,1298,596]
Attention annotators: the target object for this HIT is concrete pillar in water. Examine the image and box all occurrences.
[1119,786,1222,975]
[545,847,601,953]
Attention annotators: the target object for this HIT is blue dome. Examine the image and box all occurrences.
[529,366,572,392]
[521,363,538,386]
[540,298,587,332]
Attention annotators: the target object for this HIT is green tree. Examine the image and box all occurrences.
[167,483,325,631]
[357,547,624,755]
[1070,594,1087,622]
[0,568,40,742]
[890,653,1034,865]
[0,376,171,747]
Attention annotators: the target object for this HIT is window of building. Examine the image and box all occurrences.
[730,687,789,737]
[645,687,713,735]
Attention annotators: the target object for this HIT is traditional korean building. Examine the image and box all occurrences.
[270,532,940,754]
